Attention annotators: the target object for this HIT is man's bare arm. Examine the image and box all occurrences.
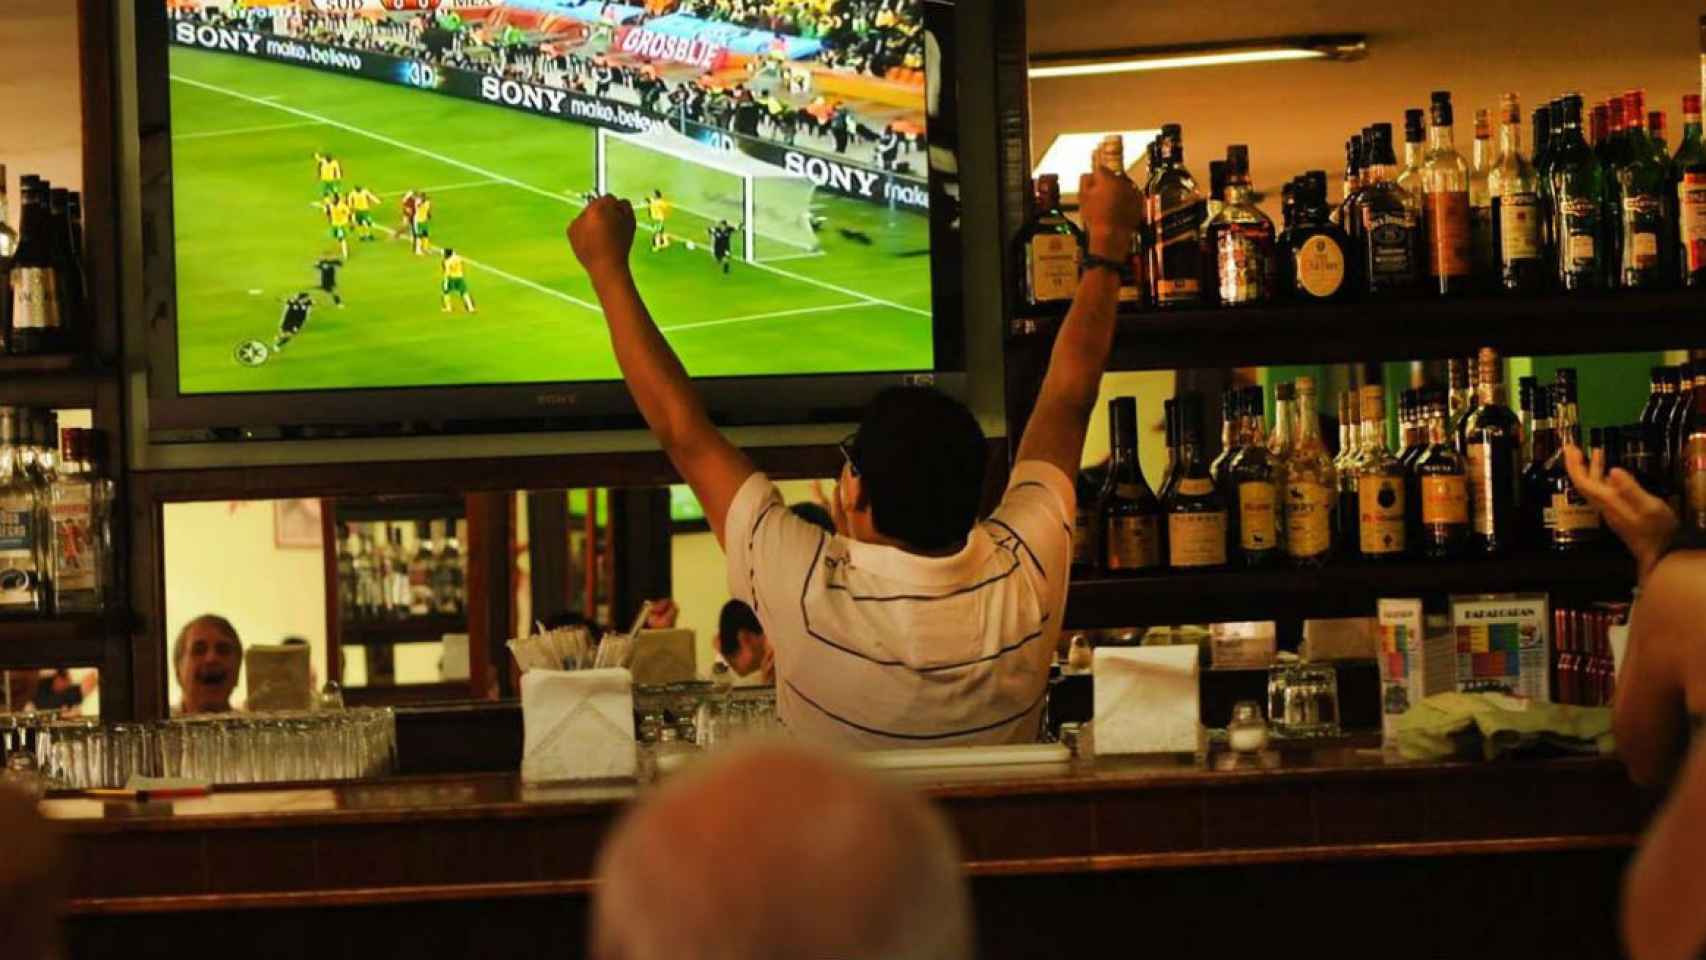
[1014,169,1140,480]
[1624,736,1706,960]
[570,198,754,546]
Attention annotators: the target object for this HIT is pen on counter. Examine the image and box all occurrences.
[85,786,210,802]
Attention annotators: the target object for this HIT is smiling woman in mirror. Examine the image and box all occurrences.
[173,614,245,715]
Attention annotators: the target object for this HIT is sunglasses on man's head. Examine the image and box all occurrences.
[838,432,860,476]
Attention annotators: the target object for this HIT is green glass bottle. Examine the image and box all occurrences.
[1616,90,1673,290]
[1549,95,1610,292]
[1676,95,1706,287]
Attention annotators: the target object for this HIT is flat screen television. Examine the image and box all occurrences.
[132,0,982,441]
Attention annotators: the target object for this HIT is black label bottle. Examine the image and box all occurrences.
[1164,393,1228,570]
[1101,397,1163,573]
[1460,348,1521,555]
[1550,95,1610,292]
[1147,126,1206,308]
[1413,388,1469,559]
[1288,171,1353,302]
[1017,174,1085,312]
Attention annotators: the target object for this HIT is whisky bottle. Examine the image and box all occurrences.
[1618,89,1673,291]
[1269,381,1296,466]
[1283,377,1336,567]
[0,409,43,613]
[1288,171,1353,302]
[1489,94,1547,294]
[9,179,63,356]
[1017,174,1086,310]
[1460,348,1521,555]
[1522,387,1560,546]
[1148,128,1206,308]
[1422,92,1474,295]
[1101,397,1163,573]
[1230,385,1279,567]
[1643,366,1680,478]
[1337,384,1368,557]
[1096,136,1148,306]
[1670,362,1700,490]
[49,428,110,613]
[1413,388,1469,559]
[1544,377,1603,549]
[1164,393,1228,570]
[1360,123,1421,296]
[1551,95,1610,292]
[1447,358,1471,447]
[1206,160,1229,225]
[1209,387,1242,494]
[1470,108,1498,289]
[1206,145,1276,306]
[1676,96,1706,287]
[1334,388,1357,474]
[1398,390,1426,472]
[1397,108,1428,254]
[1356,384,1407,560]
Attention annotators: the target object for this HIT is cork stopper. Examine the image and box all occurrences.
[1294,375,1315,394]
[1359,385,1386,422]
[1499,93,1521,126]
[1474,108,1491,139]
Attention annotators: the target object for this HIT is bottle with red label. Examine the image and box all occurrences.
[1421,91,1474,295]
[1677,95,1706,287]
[1205,145,1276,307]
[1616,90,1673,290]
[1682,374,1706,533]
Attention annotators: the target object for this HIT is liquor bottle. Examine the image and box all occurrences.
[1096,136,1147,306]
[336,523,357,622]
[1669,361,1699,490]
[435,520,466,616]
[1522,387,1560,546]
[1448,358,1471,443]
[1421,92,1474,295]
[1550,95,1610,292]
[1645,365,1682,478]
[1622,421,1667,501]
[1337,129,1372,247]
[9,179,64,355]
[1460,348,1521,555]
[1397,108,1428,237]
[1618,90,1672,291]
[1101,397,1163,573]
[1159,397,1180,504]
[1489,94,1547,294]
[1359,123,1422,295]
[0,409,43,613]
[1016,175,1086,311]
[408,521,435,615]
[1148,129,1206,308]
[49,428,110,613]
[1283,377,1336,567]
[1206,160,1229,224]
[1334,388,1357,474]
[1651,110,1672,161]
[1163,394,1228,570]
[1396,390,1421,471]
[1287,171,1353,302]
[1071,466,1103,577]
[0,166,14,264]
[1591,101,1612,156]
[1679,96,1706,287]
[1544,378,1603,549]
[1229,385,1279,567]
[1206,145,1277,306]
[46,188,82,347]
[1470,108,1497,288]
[1355,384,1407,559]
[1341,134,1364,210]
[1532,105,1557,280]
[1413,387,1469,559]
[1268,382,1295,471]
[1653,109,1680,284]
[1688,369,1706,534]
[1605,97,1629,169]
[385,525,411,617]
[1337,384,1366,556]
[1209,387,1242,493]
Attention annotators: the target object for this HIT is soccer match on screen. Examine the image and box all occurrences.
[165,0,934,394]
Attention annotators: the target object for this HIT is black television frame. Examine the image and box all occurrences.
[133,0,976,442]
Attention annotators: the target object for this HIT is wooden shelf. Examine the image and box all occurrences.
[342,682,473,707]
[0,615,111,669]
[1012,289,1706,371]
[339,615,466,648]
[1063,549,1634,628]
[0,354,110,408]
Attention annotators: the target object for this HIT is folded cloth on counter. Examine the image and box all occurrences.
[1091,645,1201,756]
[1395,691,1614,762]
[521,668,637,783]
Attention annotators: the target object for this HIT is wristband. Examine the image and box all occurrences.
[1081,254,1124,276]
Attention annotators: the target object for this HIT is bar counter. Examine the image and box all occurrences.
[48,744,1651,959]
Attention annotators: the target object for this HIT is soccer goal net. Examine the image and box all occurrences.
[595,125,820,261]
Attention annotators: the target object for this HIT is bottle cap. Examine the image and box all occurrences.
[1477,347,1503,387]
[1225,144,1250,176]
[1649,110,1667,137]
[1607,96,1626,131]
[1403,108,1425,141]
[1430,91,1453,127]
[1474,108,1491,137]
[1295,376,1315,393]
[1624,89,1646,122]
[1208,159,1228,195]
[1686,94,1703,116]
[1275,381,1295,401]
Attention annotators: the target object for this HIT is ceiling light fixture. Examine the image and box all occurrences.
[1029,34,1367,80]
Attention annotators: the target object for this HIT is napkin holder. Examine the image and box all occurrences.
[244,643,312,712]
[1092,646,1203,756]
[630,629,697,685]
[520,667,638,783]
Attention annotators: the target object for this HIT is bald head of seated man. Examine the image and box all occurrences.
[0,786,67,959]
[590,742,972,960]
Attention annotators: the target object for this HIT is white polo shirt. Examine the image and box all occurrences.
[724,461,1073,750]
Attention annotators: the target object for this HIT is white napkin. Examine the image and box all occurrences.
[1092,646,1201,755]
[520,667,637,783]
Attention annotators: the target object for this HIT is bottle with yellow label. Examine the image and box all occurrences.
[1099,396,1163,573]
[1228,385,1279,567]
[1286,171,1354,302]
[1543,371,1602,550]
[1281,377,1337,567]
[1355,384,1408,559]
[1411,387,1469,559]
[1163,393,1228,570]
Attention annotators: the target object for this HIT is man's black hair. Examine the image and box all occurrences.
[852,386,985,552]
[717,599,763,658]
[789,501,835,534]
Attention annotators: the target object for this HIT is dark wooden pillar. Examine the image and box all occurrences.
[607,488,671,632]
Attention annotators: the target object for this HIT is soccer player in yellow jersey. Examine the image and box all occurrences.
[441,248,475,313]
[646,189,672,252]
[321,192,353,259]
[347,185,381,241]
[412,194,434,255]
[313,152,343,198]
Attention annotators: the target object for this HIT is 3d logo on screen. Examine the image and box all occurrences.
[396,61,442,91]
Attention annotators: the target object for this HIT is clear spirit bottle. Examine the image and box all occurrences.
[1283,377,1336,567]
[49,428,111,613]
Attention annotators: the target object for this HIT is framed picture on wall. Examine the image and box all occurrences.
[274,499,324,550]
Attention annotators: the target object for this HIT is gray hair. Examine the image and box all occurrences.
[591,741,972,960]
[172,614,244,671]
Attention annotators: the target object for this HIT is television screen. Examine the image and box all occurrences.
[162,0,937,404]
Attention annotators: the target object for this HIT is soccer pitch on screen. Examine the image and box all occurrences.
[167,47,934,395]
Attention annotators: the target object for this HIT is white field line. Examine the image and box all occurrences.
[172,73,930,319]
[380,180,501,196]
[174,120,325,140]
[660,300,873,333]
[757,251,827,263]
